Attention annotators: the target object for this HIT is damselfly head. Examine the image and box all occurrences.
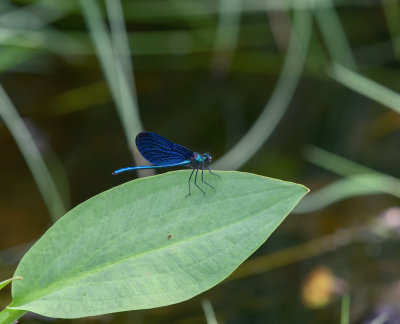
[203,153,212,162]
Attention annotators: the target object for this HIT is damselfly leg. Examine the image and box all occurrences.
[185,168,196,197]
[194,166,206,196]
[201,163,215,191]
[186,162,218,197]
[206,163,220,177]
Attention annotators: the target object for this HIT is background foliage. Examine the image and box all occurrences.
[0,0,399,323]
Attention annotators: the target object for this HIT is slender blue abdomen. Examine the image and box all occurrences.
[112,160,191,175]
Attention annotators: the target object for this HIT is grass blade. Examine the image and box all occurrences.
[304,146,400,199]
[105,0,136,94]
[0,84,67,220]
[213,3,312,170]
[79,0,150,176]
[210,0,241,75]
[382,0,400,59]
[329,64,400,114]
[294,174,385,214]
[0,276,22,291]
[312,0,357,69]
[340,295,350,324]
[202,299,218,324]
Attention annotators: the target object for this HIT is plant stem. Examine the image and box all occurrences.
[0,307,26,324]
[340,295,350,324]
[0,84,67,221]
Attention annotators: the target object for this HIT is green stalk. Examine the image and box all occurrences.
[382,0,400,59]
[312,0,357,69]
[202,299,218,324]
[213,2,312,170]
[210,0,241,73]
[340,295,350,324]
[0,277,22,291]
[329,64,400,114]
[0,84,66,220]
[0,307,26,324]
[304,146,400,199]
[79,0,151,176]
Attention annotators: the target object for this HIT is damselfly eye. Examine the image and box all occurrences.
[203,153,212,162]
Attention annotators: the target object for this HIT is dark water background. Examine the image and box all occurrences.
[1,1,400,323]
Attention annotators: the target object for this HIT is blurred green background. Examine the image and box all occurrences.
[1,0,400,323]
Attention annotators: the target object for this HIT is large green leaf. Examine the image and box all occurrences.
[8,171,308,318]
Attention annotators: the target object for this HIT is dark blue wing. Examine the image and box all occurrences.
[136,131,193,166]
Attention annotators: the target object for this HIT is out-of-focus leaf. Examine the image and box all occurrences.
[294,174,385,214]
[304,146,400,199]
